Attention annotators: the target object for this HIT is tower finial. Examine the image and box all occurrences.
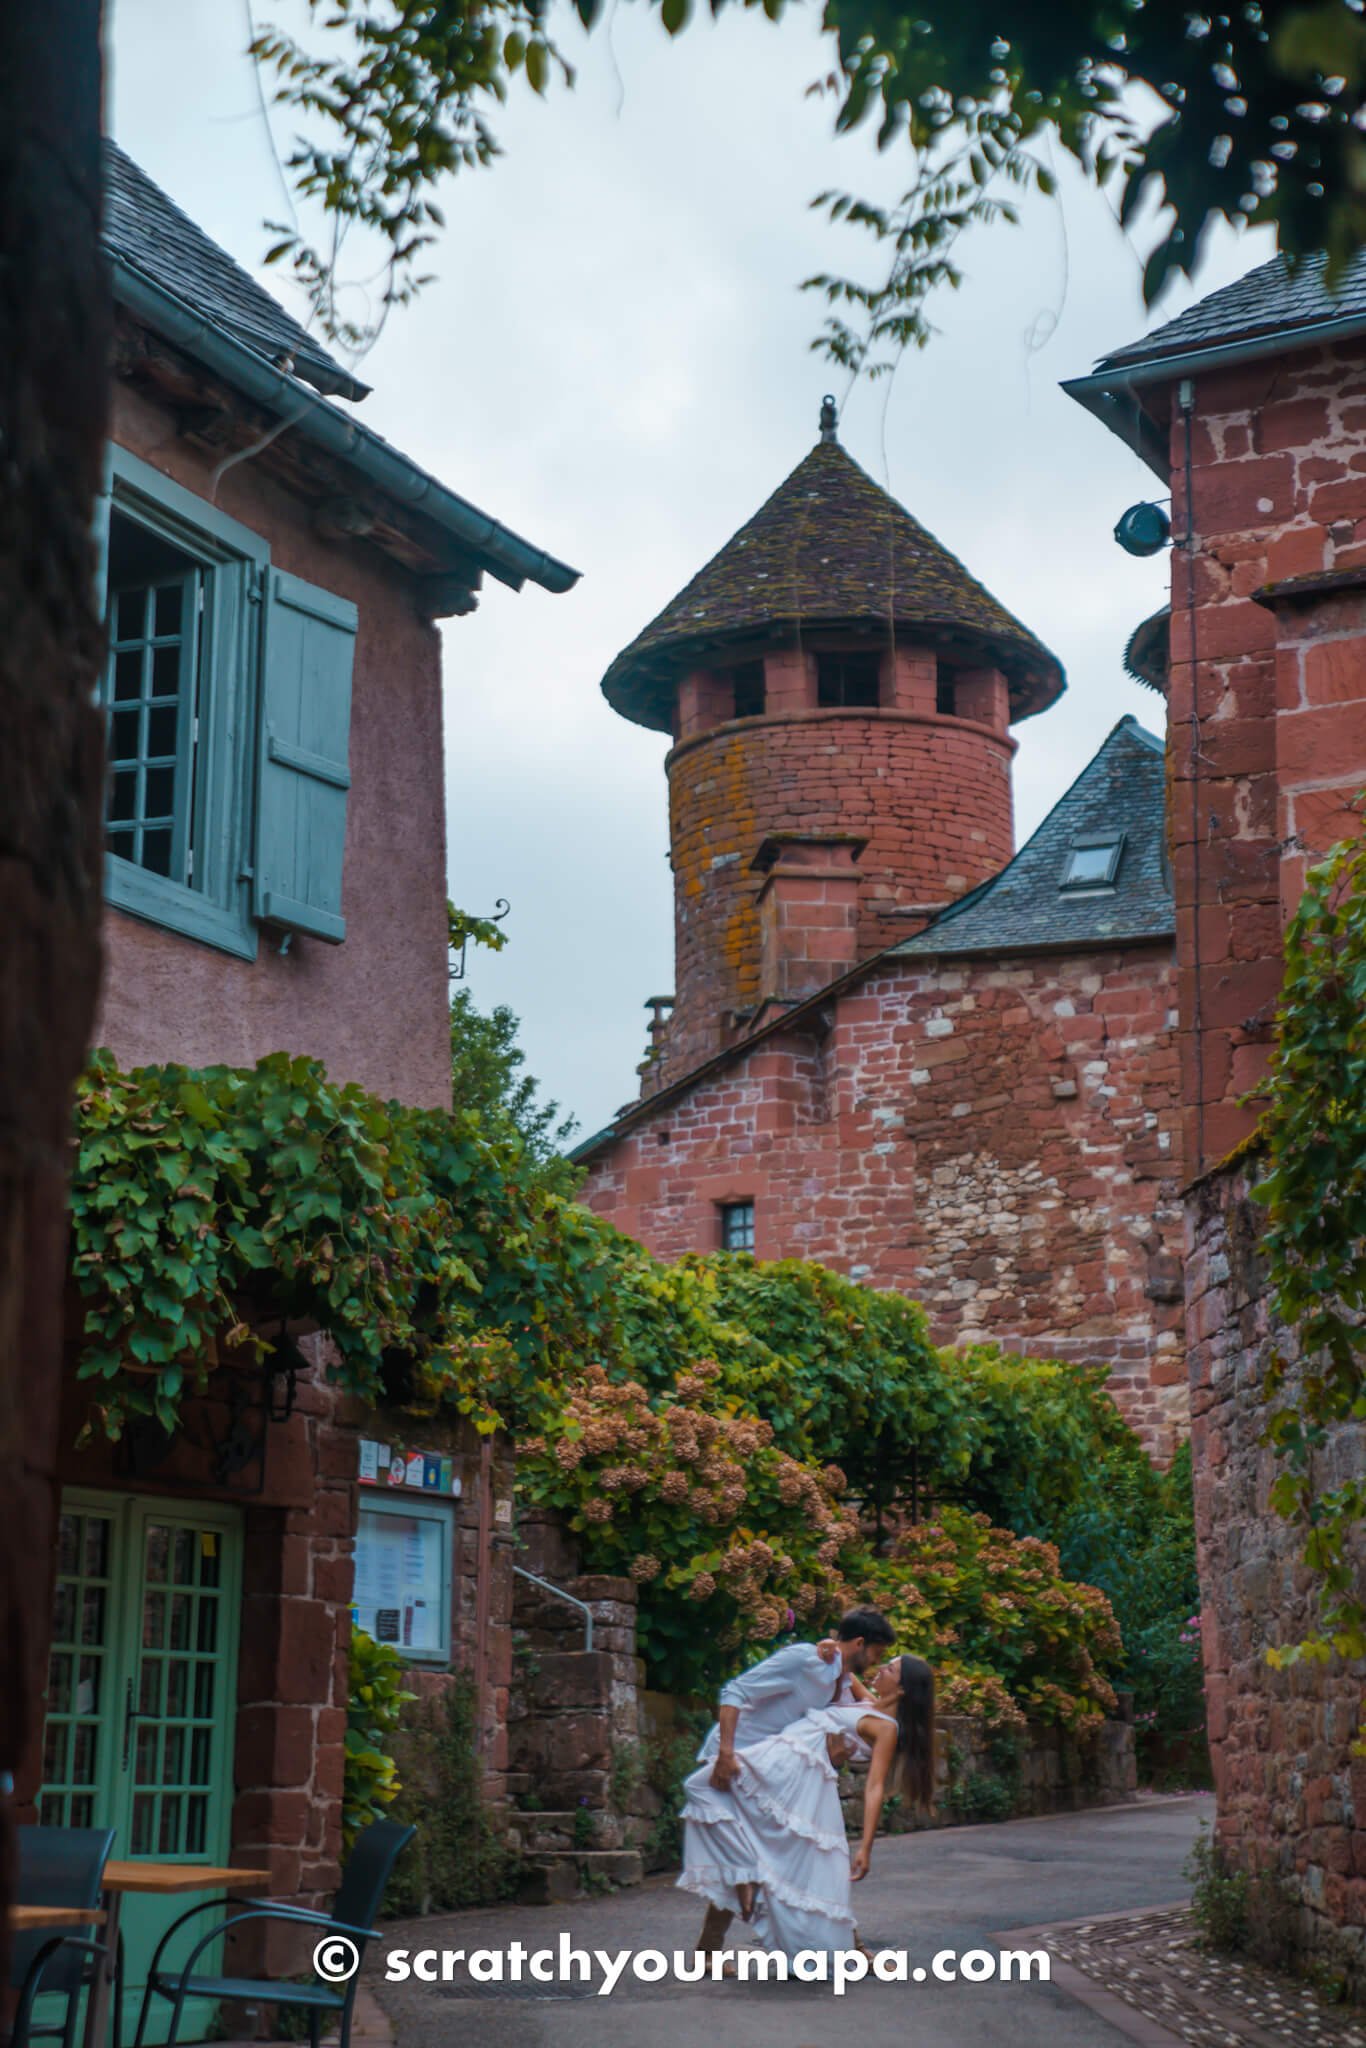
[820,394,839,444]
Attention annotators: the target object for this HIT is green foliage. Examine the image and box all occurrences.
[596,1252,1125,1538]
[345,1631,414,1849]
[947,1770,1017,1824]
[518,1359,862,1693]
[252,0,1366,371]
[1254,824,1366,1679]
[640,1711,712,1870]
[450,986,581,1195]
[1185,1822,1252,1952]
[69,1049,619,1440]
[571,1800,596,1848]
[384,1677,522,1912]
[1055,1440,1207,1777]
[858,1506,1123,1733]
[447,901,510,961]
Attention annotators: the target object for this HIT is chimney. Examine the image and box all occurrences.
[752,833,868,1006]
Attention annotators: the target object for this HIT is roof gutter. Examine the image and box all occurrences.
[114,255,580,596]
[1063,306,1366,481]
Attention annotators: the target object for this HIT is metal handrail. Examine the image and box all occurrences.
[513,1565,594,1652]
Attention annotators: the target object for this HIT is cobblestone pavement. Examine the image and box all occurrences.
[1009,1902,1366,2048]
[367,1795,1219,2047]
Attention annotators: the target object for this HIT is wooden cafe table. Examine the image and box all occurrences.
[9,1905,106,1933]
[82,1862,268,2048]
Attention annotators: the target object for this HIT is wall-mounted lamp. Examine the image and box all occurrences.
[1114,502,1172,557]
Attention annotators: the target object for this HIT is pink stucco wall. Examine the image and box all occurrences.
[94,383,452,1110]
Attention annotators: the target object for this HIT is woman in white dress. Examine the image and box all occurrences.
[678,1653,936,1957]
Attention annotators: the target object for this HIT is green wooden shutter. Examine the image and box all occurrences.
[254,568,358,943]
[92,447,113,609]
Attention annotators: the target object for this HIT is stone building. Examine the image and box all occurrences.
[17,143,572,2037]
[578,409,1187,1456]
[1070,250,1366,1979]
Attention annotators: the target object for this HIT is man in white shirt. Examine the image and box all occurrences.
[693,1606,895,1956]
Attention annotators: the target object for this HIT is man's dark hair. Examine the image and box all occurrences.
[836,1605,894,1647]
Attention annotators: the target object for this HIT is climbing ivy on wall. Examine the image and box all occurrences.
[69,1049,617,1439]
[1255,824,1366,1671]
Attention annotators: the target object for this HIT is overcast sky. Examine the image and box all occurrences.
[110,1,1273,1139]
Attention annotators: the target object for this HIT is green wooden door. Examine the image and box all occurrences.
[39,1491,242,2044]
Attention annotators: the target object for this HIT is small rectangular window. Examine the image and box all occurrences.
[1061,835,1125,890]
[731,661,765,719]
[936,674,958,717]
[105,515,202,886]
[354,1495,453,1663]
[719,1200,755,1253]
[817,655,879,709]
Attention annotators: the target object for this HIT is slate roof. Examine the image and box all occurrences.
[574,716,1171,1161]
[895,716,1171,959]
[1094,249,1366,374]
[104,139,369,402]
[601,434,1064,731]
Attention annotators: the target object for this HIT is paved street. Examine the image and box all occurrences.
[369,1794,1212,2047]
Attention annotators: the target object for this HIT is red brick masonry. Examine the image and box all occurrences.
[585,938,1186,1458]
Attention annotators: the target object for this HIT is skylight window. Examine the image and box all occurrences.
[1061,834,1125,891]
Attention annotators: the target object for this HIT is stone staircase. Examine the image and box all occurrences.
[506,1563,658,1902]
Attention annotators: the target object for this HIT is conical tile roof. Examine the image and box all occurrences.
[601,433,1065,731]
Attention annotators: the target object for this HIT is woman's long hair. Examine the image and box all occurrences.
[893,1654,936,1811]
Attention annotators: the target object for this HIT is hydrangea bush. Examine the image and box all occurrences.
[858,1507,1124,1734]
[519,1361,861,1692]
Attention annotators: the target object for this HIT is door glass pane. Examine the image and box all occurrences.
[135,1726,158,1785]
[165,1661,188,1719]
[172,1530,196,1586]
[162,1727,184,1784]
[169,1593,191,1650]
[40,1509,115,1831]
[186,1797,208,1854]
[139,1658,162,1717]
[142,1591,165,1649]
[131,1794,155,1854]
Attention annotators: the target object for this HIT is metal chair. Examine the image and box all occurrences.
[132,1818,414,2048]
[11,1825,116,2048]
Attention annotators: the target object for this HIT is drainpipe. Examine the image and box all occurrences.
[472,1436,493,1756]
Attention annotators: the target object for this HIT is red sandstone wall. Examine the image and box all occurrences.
[1186,1159,1366,1987]
[583,941,1185,1456]
[94,382,453,1110]
[662,707,1015,1081]
[1170,342,1366,1174]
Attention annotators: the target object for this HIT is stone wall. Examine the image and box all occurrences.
[508,1512,644,1812]
[1187,1157,1366,1987]
[1166,341,1366,1176]
[837,1711,1136,1835]
[583,938,1186,1457]
[662,702,1016,1080]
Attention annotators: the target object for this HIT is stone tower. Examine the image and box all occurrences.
[601,404,1066,1087]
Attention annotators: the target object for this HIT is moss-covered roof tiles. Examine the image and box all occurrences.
[601,435,1064,731]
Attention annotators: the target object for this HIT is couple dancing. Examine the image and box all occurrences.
[679,1606,934,1961]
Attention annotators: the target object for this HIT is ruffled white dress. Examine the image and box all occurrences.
[678,1702,894,1956]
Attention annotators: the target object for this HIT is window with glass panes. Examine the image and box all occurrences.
[1061,835,1125,890]
[720,1200,756,1252]
[104,520,201,884]
[39,1507,116,1829]
[131,1518,222,1857]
